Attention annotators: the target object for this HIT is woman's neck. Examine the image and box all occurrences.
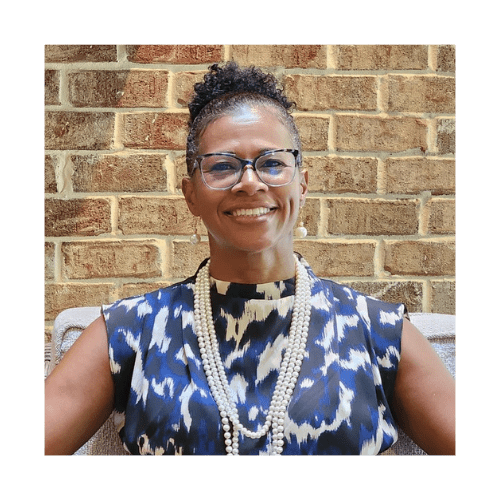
[207,247,296,284]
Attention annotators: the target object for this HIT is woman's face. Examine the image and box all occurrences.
[182,104,308,258]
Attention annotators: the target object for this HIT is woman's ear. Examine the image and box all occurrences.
[299,169,308,207]
[182,177,200,217]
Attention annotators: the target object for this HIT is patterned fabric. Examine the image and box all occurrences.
[102,255,405,455]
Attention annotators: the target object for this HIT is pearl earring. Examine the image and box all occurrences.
[190,217,201,245]
[295,209,307,238]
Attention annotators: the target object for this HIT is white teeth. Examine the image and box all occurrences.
[231,207,272,217]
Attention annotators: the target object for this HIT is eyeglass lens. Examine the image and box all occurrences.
[199,150,296,189]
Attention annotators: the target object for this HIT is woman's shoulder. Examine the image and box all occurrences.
[106,276,195,308]
[313,276,406,329]
[314,275,399,306]
[101,275,197,327]
[300,254,404,321]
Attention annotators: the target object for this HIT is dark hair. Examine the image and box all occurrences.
[185,62,302,175]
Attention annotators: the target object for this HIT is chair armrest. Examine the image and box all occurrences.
[44,343,52,379]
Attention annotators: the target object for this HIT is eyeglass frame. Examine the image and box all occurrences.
[192,148,300,190]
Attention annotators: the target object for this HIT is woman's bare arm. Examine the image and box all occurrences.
[391,318,455,455]
[45,315,114,455]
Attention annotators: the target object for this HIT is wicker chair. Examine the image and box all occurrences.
[45,307,455,455]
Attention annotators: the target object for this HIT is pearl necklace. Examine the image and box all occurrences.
[193,255,312,455]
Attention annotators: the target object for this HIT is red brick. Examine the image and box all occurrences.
[436,119,455,154]
[385,157,455,195]
[174,153,189,189]
[45,45,117,63]
[171,241,210,278]
[71,153,168,192]
[326,199,419,235]
[122,112,189,150]
[294,240,375,277]
[118,196,194,235]
[171,71,206,108]
[45,283,114,321]
[68,70,169,108]
[45,198,112,237]
[340,280,423,312]
[336,115,427,153]
[45,70,60,105]
[387,76,455,114]
[45,242,55,280]
[384,240,455,276]
[436,45,455,73]
[45,155,58,193]
[45,111,115,150]
[304,156,377,194]
[295,115,330,151]
[430,280,455,314]
[301,198,320,237]
[232,45,327,69]
[335,45,428,70]
[62,240,162,279]
[283,75,377,111]
[126,45,223,64]
[426,199,455,234]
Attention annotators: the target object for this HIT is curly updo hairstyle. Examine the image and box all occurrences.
[185,62,302,176]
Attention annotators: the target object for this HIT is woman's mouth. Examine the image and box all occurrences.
[227,207,276,217]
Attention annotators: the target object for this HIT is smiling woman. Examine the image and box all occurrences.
[182,101,307,283]
[45,61,455,456]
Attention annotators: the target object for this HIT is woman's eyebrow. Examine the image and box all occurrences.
[210,148,275,157]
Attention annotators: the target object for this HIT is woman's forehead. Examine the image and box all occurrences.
[227,103,263,124]
[198,106,294,154]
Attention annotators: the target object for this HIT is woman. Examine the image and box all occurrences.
[45,63,455,455]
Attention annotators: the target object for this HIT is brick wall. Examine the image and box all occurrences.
[45,44,455,340]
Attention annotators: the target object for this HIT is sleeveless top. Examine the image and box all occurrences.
[102,255,406,455]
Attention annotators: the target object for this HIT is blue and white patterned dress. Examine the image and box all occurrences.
[102,254,406,455]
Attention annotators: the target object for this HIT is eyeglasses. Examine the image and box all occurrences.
[193,149,299,190]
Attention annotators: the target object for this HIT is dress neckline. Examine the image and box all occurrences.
[210,276,296,300]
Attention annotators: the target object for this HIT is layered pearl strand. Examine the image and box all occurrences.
[193,254,312,455]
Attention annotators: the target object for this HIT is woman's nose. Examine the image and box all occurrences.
[232,165,268,194]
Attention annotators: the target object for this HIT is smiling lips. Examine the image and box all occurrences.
[228,207,275,217]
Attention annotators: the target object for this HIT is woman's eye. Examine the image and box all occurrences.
[260,160,285,173]
[207,162,238,173]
